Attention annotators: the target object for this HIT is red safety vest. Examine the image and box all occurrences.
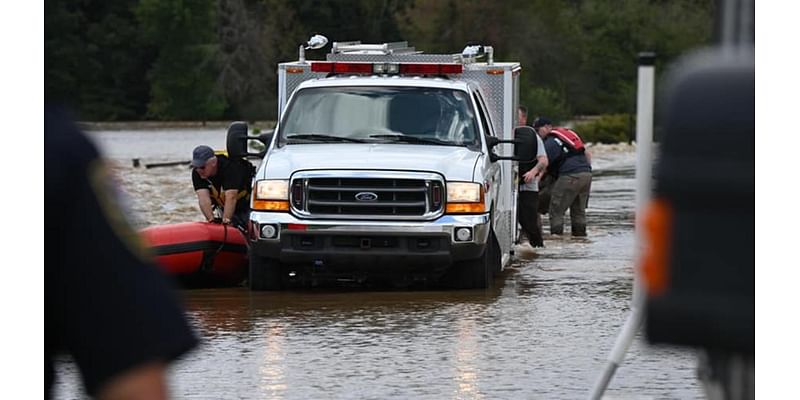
[548,127,585,152]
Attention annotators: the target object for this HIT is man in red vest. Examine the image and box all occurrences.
[533,118,593,236]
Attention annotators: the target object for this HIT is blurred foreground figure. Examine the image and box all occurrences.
[641,33,754,400]
[45,106,198,399]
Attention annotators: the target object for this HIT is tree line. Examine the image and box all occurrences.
[45,0,714,122]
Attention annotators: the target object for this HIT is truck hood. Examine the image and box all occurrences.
[260,143,481,181]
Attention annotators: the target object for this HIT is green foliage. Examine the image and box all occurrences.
[136,0,226,120]
[45,0,715,121]
[523,87,570,122]
[45,0,154,120]
[574,114,634,144]
[567,0,713,114]
[398,0,713,116]
[293,0,412,43]
[218,0,286,121]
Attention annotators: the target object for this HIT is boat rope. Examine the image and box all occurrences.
[198,223,229,274]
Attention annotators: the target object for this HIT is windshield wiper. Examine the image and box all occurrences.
[368,134,460,146]
[286,134,367,143]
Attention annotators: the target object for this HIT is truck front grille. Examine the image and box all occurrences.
[290,172,444,220]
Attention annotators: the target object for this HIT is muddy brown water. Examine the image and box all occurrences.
[51,129,702,399]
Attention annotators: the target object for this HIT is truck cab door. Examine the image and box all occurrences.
[472,91,500,202]
[472,89,514,255]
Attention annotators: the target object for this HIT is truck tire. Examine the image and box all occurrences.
[444,229,500,289]
[249,253,283,291]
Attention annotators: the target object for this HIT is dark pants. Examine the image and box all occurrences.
[548,172,592,235]
[537,175,555,215]
[518,191,544,247]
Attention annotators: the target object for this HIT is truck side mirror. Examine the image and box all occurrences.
[226,121,249,158]
[254,131,275,158]
[226,121,274,159]
[512,126,538,162]
[485,130,536,163]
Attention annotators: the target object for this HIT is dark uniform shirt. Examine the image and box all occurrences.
[191,155,253,216]
[543,135,592,176]
[45,106,198,398]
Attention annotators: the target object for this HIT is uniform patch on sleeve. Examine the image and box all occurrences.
[87,159,153,262]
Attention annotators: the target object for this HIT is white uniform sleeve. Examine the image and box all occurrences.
[536,134,546,157]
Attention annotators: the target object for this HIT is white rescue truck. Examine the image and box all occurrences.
[227,37,534,290]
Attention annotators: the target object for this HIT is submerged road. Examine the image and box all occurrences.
[52,129,702,399]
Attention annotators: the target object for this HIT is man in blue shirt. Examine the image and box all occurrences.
[533,118,592,236]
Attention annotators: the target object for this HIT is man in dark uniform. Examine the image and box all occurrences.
[190,145,254,229]
[45,106,198,399]
[534,117,593,236]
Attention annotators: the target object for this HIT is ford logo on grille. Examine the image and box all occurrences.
[355,192,378,202]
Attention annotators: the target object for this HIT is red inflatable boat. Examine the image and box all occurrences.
[141,222,249,287]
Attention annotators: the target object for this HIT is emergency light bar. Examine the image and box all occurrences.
[311,61,463,75]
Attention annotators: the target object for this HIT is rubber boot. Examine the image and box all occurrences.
[530,229,544,247]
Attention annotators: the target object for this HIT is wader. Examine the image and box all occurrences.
[548,171,592,236]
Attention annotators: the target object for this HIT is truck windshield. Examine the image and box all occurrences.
[280,86,480,147]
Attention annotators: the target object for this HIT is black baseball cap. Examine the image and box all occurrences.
[533,117,552,129]
[190,145,215,167]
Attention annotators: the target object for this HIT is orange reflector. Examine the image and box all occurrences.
[640,198,673,297]
[446,203,486,214]
[486,69,504,75]
[286,67,305,74]
[252,200,289,211]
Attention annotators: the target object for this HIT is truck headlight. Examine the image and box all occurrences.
[446,182,486,214]
[252,179,289,211]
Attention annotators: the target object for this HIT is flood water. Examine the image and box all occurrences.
[52,128,703,399]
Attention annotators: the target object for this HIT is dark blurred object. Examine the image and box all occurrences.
[641,1,754,398]
[514,126,539,175]
[645,46,754,352]
[45,105,198,399]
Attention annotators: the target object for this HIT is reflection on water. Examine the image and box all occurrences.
[454,319,481,400]
[260,324,287,399]
[52,132,702,399]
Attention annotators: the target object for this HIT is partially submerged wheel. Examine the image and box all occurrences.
[249,253,284,291]
[443,228,500,289]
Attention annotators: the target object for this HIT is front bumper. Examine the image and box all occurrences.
[248,212,490,272]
